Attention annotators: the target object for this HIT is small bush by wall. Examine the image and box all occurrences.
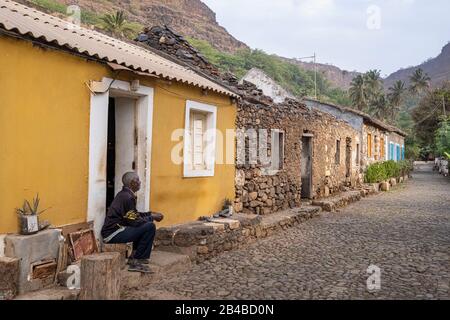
[365,160,413,183]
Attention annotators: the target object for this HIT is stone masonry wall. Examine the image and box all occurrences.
[233,82,361,215]
[362,124,388,169]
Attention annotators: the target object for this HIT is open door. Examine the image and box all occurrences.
[88,78,154,239]
[301,135,313,199]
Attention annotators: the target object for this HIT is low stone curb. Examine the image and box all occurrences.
[312,191,362,212]
[154,206,322,264]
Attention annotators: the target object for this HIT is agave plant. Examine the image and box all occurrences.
[222,198,233,210]
[16,194,49,216]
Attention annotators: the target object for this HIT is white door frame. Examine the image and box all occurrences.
[88,77,154,239]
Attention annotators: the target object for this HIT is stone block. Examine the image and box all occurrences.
[0,257,19,300]
[5,229,62,294]
[197,246,209,254]
[380,181,390,191]
[371,183,380,192]
[324,186,330,197]
[390,178,397,186]
[202,222,225,232]
[210,218,241,230]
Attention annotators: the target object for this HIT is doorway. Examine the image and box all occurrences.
[88,78,154,239]
[106,96,140,210]
[345,137,352,178]
[301,135,313,199]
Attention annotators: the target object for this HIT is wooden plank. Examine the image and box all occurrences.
[69,229,98,262]
[32,260,57,280]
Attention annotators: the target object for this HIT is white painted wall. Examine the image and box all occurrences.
[240,68,295,103]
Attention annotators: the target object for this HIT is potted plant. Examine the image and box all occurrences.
[16,194,49,235]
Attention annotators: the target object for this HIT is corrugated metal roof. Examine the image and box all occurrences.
[0,0,239,98]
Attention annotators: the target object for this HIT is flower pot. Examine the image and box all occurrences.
[18,214,39,235]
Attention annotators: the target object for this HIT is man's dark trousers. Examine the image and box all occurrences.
[108,221,156,259]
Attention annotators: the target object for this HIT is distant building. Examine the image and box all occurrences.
[303,98,407,169]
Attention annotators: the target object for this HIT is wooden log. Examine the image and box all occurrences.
[80,252,121,300]
[101,243,128,269]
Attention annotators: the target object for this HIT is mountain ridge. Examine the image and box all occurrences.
[384,42,450,89]
[23,0,450,91]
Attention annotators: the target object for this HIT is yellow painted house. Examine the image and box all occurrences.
[0,0,238,237]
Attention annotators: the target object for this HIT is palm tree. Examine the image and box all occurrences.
[364,69,383,96]
[387,80,407,121]
[369,93,388,120]
[409,68,431,95]
[98,11,141,39]
[349,75,367,111]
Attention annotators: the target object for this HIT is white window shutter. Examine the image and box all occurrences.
[192,112,206,169]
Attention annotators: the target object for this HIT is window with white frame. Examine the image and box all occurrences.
[183,100,217,177]
[270,130,284,171]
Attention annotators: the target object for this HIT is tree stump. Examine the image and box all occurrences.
[101,243,129,269]
[80,252,121,300]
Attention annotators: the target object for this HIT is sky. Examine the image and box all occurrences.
[202,0,450,76]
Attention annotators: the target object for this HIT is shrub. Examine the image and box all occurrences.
[365,163,387,183]
[397,160,413,176]
[365,160,413,183]
[383,160,400,178]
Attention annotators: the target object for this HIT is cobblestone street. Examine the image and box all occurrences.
[124,163,450,300]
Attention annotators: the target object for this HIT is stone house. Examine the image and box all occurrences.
[230,82,362,215]
[387,130,407,161]
[303,98,406,172]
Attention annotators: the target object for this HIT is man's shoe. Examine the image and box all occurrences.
[135,259,150,265]
[128,263,154,274]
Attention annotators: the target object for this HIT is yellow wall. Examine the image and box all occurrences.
[0,35,236,233]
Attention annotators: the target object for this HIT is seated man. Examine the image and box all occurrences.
[101,172,164,273]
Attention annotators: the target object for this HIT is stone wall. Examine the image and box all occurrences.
[362,124,388,169]
[155,208,320,263]
[234,82,361,215]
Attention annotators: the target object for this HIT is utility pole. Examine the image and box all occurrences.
[297,53,317,99]
[443,95,447,117]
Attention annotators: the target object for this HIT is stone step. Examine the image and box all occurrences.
[14,287,79,300]
[122,250,191,290]
[260,206,321,230]
[312,190,362,212]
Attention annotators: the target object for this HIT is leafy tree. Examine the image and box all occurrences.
[98,11,142,39]
[435,117,450,156]
[411,82,450,155]
[409,68,431,95]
